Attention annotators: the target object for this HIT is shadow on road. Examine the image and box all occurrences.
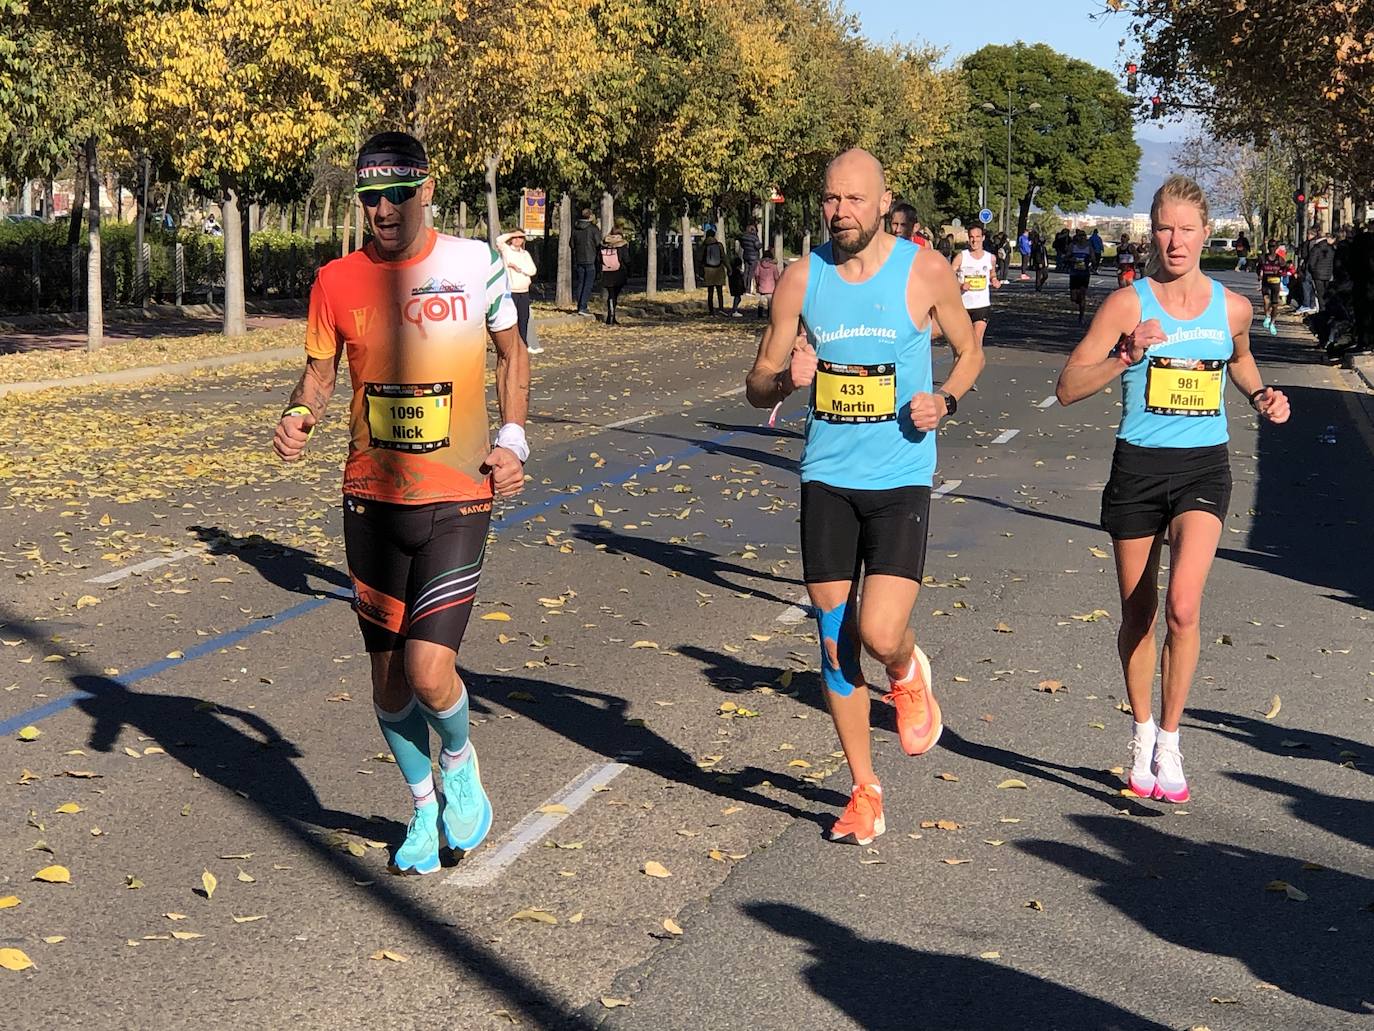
[744,901,1173,1031]
[569,522,801,607]
[464,671,849,829]
[1,604,598,1030]
[189,525,352,597]
[1016,813,1374,1014]
[1225,771,1374,852]
[1188,708,1372,779]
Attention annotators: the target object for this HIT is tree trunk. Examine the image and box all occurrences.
[646,200,658,297]
[279,206,289,232]
[84,136,103,350]
[340,193,352,256]
[134,155,149,307]
[485,153,501,246]
[818,208,829,245]
[68,148,86,313]
[353,196,364,251]
[222,181,248,336]
[302,196,313,235]
[601,190,615,234]
[321,190,332,237]
[556,192,573,308]
[681,212,696,292]
[43,178,54,221]
[458,200,468,238]
[1017,194,1033,235]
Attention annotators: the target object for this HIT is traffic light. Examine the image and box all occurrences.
[1294,189,1307,206]
[1126,63,1138,94]
[1150,96,1163,119]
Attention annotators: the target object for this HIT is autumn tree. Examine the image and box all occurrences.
[953,43,1139,234]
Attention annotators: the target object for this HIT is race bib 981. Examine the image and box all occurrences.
[1145,357,1224,417]
[365,382,453,452]
[814,361,896,423]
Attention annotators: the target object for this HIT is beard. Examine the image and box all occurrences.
[830,216,881,255]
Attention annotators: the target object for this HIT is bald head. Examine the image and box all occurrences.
[822,148,892,257]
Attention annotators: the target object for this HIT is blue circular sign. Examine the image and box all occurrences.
[978,208,994,225]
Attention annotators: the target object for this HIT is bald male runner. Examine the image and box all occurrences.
[746,149,984,844]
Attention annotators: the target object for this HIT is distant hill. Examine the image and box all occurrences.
[1087,138,1176,216]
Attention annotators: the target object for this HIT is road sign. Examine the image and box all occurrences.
[951,218,962,229]
[978,208,993,225]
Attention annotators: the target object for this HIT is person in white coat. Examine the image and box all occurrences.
[497,229,541,354]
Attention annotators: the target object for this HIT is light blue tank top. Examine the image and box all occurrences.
[799,240,934,489]
[1118,277,1233,448]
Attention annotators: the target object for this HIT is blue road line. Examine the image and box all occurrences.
[1,425,744,737]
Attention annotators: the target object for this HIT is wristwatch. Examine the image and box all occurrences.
[939,391,957,417]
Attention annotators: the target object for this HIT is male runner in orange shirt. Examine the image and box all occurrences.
[273,132,529,873]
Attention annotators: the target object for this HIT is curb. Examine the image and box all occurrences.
[0,299,306,333]
[1347,353,1374,393]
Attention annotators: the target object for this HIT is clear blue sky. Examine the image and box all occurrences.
[845,0,1186,147]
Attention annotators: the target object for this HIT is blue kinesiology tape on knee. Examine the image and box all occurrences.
[817,603,863,697]
[374,698,434,786]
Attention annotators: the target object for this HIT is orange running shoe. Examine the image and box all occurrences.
[829,783,885,845]
[883,645,942,756]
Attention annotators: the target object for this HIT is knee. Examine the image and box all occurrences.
[1165,597,1201,637]
[1119,596,1158,638]
[860,623,906,664]
[404,656,456,706]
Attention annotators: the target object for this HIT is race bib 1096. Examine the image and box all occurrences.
[365,382,453,452]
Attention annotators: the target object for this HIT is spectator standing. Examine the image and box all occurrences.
[1017,228,1031,279]
[571,207,602,316]
[700,228,727,314]
[1295,228,1320,314]
[937,233,955,259]
[726,256,747,317]
[1089,227,1104,272]
[1053,227,1071,271]
[753,247,781,319]
[1306,228,1336,313]
[496,228,541,353]
[738,222,762,294]
[1029,229,1050,291]
[599,224,630,325]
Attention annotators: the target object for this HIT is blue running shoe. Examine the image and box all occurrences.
[392,800,441,875]
[440,749,493,853]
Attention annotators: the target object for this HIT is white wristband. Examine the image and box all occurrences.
[495,423,529,463]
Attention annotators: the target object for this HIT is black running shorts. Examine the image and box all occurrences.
[1262,281,1281,304]
[343,494,492,653]
[1100,440,1231,540]
[965,306,991,324]
[801,481,931,583]
[1069,273,1091,290]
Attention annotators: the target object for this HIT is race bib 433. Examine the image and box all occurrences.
[814,361,896,423]
[365,382,453,452]
[1145,357,1224,417]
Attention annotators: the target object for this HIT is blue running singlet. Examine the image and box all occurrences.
[1118,276,1234,449]
[799,239,934,489]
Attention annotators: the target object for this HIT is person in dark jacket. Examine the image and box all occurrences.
[599,225,630,325]
[700,228,727,313]
[571,208,602,316]
[1305,229,1337,313]
[738,222,762,295]
[727,256,746,317]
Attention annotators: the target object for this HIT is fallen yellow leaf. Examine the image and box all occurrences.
[232,915,266,923]
[17,726,41,742]
[32,865,70,884]
[600,997,630,1009]
[642,861,671,879]
[75,595,101,609]
[370,949,408,962]
[200,869,217,900]
[663,918,683,936]
[996,779,1029,790]
[54,803,82,815]
[170,930,203,941]
[0,947,33,971]
[0,896,19,910]
[1263,695,1282,719]
[480,612,511,621]
[512,909,558,925]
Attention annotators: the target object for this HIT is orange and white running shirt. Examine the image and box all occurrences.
[305,230,517,504]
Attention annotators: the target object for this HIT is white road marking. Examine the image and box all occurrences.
[603,411,661,430]
[776,592,815,624]
[445,760,631,888]
[931,479,962,498]
[991,429,1020,445]
[1037,394,1058,408]
[86,548,202,584]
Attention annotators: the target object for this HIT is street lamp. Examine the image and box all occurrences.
[982,90,1040,234]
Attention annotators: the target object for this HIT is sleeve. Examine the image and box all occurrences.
[485,245,518,332]
[304,271,343,360]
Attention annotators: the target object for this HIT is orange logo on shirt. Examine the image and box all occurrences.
[403,293,469,327]
[351,306,378,338]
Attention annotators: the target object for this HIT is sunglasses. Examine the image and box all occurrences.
[358,184,421,208]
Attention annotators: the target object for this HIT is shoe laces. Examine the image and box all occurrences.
[842,785,878,822]
[1154,739,1184,777]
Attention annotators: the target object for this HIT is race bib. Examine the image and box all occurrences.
[365,382,453,452]
[1145,357,1224,417]
[964,274,988,292]
[1265,275,1281,284]
[814,361,896,424]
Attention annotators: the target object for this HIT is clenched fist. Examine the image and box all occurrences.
[273,411,316,462]
[909,392,946,432]
[788,339,818,392]
[482,447,525,498]
[1118,318,1167,366]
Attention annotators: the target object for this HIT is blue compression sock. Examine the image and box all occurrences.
[375,697,436,804]
[420,684,471,769]
[817,602,864,697]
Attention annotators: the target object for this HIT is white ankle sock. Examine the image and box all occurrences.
[1132,719,1156,772]
[893,658,916,684]
[1156,727,1180,750]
